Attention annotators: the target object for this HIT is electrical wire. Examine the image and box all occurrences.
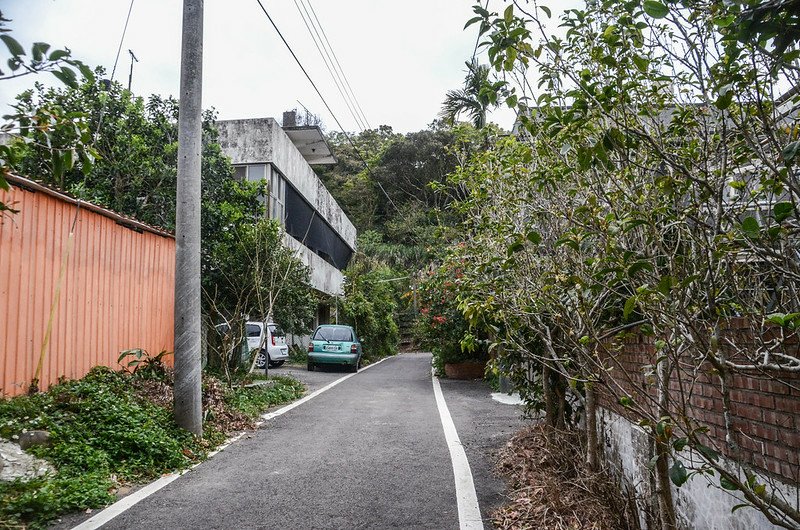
[304,0,371,130]
[110,0,136,82]
[298,0,368,131]
[293,0,366,132]
[94,0,136,142]
[252,0,398,212]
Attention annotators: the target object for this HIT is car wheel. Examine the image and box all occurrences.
[255,350,267,369]
[307,362,314,371]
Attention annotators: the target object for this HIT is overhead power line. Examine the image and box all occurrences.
[94,0,136,143]
[109,0,136,81]
[304,0,372,130]
[252,0,398,212]
[293,0,366,132]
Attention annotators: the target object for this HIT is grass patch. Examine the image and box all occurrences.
[0,367,304,529]
[224,376,305,418]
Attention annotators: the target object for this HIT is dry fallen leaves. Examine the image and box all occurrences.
[492,425,634,530]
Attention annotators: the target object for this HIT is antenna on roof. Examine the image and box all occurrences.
[127,49,139,92]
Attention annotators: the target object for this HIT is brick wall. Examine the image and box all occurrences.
[598,320,800,484]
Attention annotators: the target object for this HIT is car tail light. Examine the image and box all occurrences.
[308,343,313,352]
[350,344,358,354]
[271,336,276,346]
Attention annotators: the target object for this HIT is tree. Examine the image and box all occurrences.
[203,218,316,385]
[10,75,256,230]
[340,252,400,361]
[440,59,496,129]
[442,1,800,527]
[0,10,94,214]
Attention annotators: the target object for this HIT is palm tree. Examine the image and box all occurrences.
[440,60,494,129]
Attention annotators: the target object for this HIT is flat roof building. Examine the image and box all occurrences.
[216,117,355,326]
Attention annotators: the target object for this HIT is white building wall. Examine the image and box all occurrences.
[598,407,796,530]
[283,233,344,296]
[216,118,357,250]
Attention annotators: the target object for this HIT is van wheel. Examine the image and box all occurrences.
[307,362,314,371]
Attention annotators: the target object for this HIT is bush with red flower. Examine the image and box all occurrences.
[415,259,489,375]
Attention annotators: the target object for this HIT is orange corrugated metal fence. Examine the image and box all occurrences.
[0,178,175,396]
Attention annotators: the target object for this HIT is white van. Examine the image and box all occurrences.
[246,321,289,368]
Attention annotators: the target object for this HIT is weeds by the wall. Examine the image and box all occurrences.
[0,366,305,529]
[223,376,305,418]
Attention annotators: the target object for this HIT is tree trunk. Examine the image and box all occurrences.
[655,354,677,530]
[543,363,556,423]
[586,382,599,470]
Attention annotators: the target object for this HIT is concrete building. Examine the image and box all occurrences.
[216,115,356,332]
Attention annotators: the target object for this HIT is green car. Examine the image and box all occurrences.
[307,325,362,372]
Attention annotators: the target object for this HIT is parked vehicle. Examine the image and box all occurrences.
[307,324,362,372]
[247,321,289,369]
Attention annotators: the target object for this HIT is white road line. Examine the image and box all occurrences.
[260,356,389,421]
[70,356,393,530]
[432,372,484,530]
[70,472,186,530]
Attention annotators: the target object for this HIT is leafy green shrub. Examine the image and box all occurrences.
[0,359,307,529]
[0,475,111,530]
[224,376,305,418]
[341,254,400,361]
[416,260,489,375]
[0,367,211,528]
[287,344,308,364]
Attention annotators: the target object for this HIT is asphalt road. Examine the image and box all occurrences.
[93,353,524,529]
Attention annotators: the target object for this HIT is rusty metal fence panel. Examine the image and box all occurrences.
[0,178,175,396]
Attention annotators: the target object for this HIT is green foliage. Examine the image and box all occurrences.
[439,59,500,128]
[0,366,306,528]
[117,349,172,378]
[340,253,400,361]
[449,0,800,524]
[9,74,259,230]
[287,344,309,365]
[0,367,215,528]
[0,11,91,87]
[416,257,489,374]
[0,473,112,530]
[223,376,305,418]
[319,122,487,349]
[0,10,95,214]
[319,123,477,269]
[203,218,315,329]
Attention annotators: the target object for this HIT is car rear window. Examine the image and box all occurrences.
[268,324,285,337]
[246,324,261,338]
[313,327,352,342]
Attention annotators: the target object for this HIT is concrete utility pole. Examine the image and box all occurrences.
[174,0,204,436]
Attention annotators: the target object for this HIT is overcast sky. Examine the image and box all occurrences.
[0,0,576,134]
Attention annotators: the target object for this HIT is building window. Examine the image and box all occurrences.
[246,164,267,182]
[269,169,286,223]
